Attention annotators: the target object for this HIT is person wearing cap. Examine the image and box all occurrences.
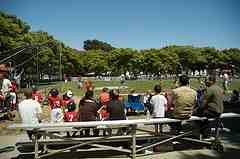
[62,90,75,111]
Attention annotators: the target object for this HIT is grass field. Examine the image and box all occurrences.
[39,79,240,97]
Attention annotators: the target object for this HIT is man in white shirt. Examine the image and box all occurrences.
[150,84,167,134]
[18,88,42,140]
[0,64,12,112]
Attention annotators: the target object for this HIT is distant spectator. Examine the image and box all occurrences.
[143,90,153,114]
[18,88,42,140]
[83,79,95,91]
[9,80,17,110]
[222,72,229,94]
[230,89,239,104]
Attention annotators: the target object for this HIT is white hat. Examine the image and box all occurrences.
[66,90,73,98]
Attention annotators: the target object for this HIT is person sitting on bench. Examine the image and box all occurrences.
[171,75,197,132]
[79,90,99,136]
[18,88,42,140]
[107,89,127,135]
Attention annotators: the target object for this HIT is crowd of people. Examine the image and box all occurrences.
[0,62,233,139]
[16,74,228,140]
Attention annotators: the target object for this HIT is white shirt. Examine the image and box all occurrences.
[1,78,12,96]
[18,99,42,125]
[150,94,167,118]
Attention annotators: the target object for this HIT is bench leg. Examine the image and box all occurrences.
[131,125,137,159]
[33,134,39,159]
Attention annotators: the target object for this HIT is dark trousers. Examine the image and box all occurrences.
[199,110,221,138]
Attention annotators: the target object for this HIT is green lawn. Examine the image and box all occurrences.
[39,79,240,97]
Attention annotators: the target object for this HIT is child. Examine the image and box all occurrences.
[62,90,74,111]
[64,101,78,137]
[97,105,110,136]
[48,88,63,122]
[64,101,78,122]
[32,85,43,104]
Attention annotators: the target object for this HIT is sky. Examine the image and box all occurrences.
[0,0,240,50]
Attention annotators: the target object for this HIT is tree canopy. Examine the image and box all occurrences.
[0,11,240,79]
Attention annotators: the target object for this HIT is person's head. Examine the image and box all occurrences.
[178,75,189,86]
[130,89,136,94]
[205,75,216,87]
[0,64,9,79]
[154,84,162,94]
[233,89,239,96]
[67,101,76,112]
[146,90,152,95]
[102,87,108,93]
[50,88,59,97]
[32,85,38,92]
[109,89,119,100]
[85,90,94,99]
[66,90,73,98]
[24,88,33,99]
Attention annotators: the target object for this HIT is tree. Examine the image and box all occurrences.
[83,39,114,52]
[0,11,30,51]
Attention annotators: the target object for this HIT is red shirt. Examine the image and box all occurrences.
[62,98,74,108]
[48,96,63,109]
[10,81,17,92]
[99,92,110,105]
[32,91,43,103]
[64,111,78,122]
[99,111,109,120]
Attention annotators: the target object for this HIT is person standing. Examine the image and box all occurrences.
[150,84,167,134]
[223,72,229,94]
[18,88,42,140]
[203,75,224,118]
[0,64,12,112]
[198,75,224,138]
